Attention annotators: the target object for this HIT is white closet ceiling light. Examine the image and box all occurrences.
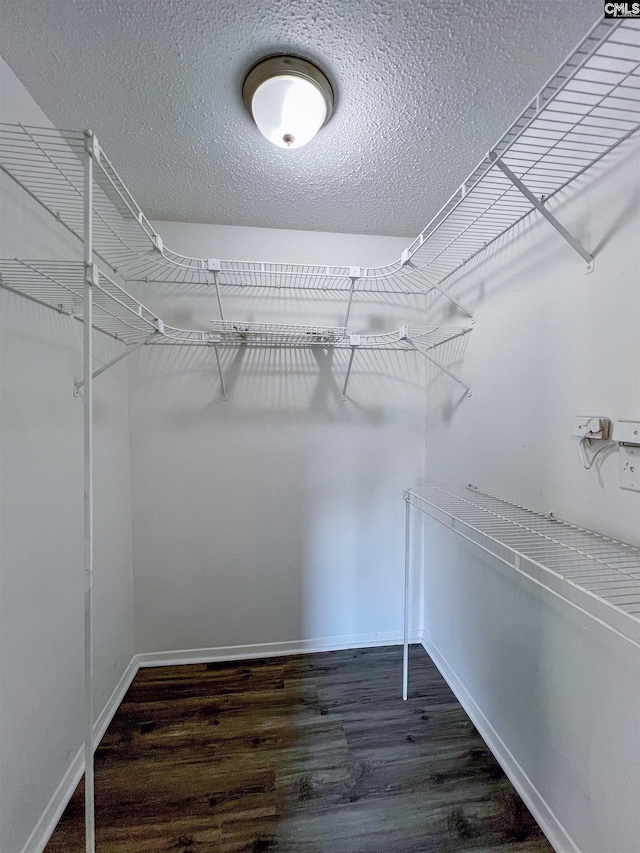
[243,56,334,149]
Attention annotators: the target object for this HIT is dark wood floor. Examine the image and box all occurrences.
[45,645,552,852]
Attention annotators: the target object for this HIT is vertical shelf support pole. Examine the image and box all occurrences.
[403,493,411,701]
[83,130,96,853]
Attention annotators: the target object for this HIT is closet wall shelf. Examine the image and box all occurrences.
[401,484,640,698]
[1,19,638,308]
[0,259,472,395]
[409,485,640,640]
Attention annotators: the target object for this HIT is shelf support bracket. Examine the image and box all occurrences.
[406,338,471,396]
[344,267,360,329]
[427,279,475,319]
[214,275,225,322]
[405,260,474,319]
[213,344,228,401]
[74,332,158,394]
[207,260,225,321]
[341,343,358,401]
[489,153,594,271]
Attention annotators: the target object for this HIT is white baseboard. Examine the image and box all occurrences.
[420,629,579,853]
[20,657,139,853]
[137,629,423,668]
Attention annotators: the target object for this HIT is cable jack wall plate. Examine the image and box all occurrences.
[619,445,640,492]
[572,416,611,440]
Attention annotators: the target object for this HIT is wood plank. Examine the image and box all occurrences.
[45,645,553,853]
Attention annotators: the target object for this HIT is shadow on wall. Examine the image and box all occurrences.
[125,251,472,656]
[130,341,472,426]
[127,286,433,333]
[126,314,456,655]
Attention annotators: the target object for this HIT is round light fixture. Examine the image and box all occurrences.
[243,56,334,150]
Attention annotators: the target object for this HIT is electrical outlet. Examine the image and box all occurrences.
[572,416,611,440]
[620,445,640,492]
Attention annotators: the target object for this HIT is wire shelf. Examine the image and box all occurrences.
[0,259,470,354]
[406,485,640,646]
[401,18,640,283]
[1,19,638,299]
[0,259,160,343]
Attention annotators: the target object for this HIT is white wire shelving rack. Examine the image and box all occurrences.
[401,485,640,699]
[1,18,639,321]
[0,259,473,399]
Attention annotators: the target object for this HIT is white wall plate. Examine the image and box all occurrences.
[613,421,640,445]
[619,445,640,492]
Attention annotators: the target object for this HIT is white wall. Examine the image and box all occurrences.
[419,138,640,853]
[0,56,136,853]
[127,222,455,656]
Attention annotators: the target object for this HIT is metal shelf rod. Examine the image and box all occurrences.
[82,131,95,853]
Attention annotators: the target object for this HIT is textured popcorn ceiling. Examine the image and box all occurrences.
[0,0,600,237]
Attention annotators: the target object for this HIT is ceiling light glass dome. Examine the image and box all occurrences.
[243,56,334,150]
